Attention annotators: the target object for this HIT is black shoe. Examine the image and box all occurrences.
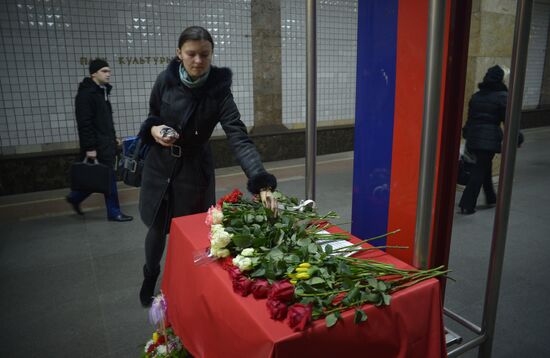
[108,213,133,222]
[459,207,476,215]
[66,196,84,215]
[140,265,160,307]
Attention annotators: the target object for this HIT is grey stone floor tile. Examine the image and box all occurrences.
[92,249,145,295]
[0,261,98,320]
[0,296,108,358]
[99,287,151,356]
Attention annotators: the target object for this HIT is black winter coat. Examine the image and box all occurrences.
[138,58,276,228]
[75,78,117,166]
[463,82,507,153]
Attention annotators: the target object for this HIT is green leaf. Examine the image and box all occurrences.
[232,234,252,248]
[325,313,338,328]
[297,238,311,247]
[354,308,368,324]
[267,248,284,261]
[324,244,333,255]
[338,261,352,275]
[378,281,387,291]
[255,215,265,222]
[308,243,319,254]
[307,277,326,285]
[284,254,301,264]
[230,218,243,227]
[342,286,360,305]
[341,278,354,290]
[367,278,378,288]
[365,293,380,303]
[250,268,266,277]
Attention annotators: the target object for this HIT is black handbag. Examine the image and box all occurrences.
[120,137,147,187]
[457,149,476,186]
[70,158,112,195]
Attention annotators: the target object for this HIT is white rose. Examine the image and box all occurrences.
[211,207,224,224]
[210,224,224,235]
[232,254,244,267]
[210,224,232,248]
[156,345,167,354]
[211,230,231,248]
[237,257,253,271]
[241,248,255,257]
[211,247,230,258]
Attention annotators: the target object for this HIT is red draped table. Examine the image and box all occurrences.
[161,213,446,358]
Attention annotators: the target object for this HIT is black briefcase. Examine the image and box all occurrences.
[70,158,112,195]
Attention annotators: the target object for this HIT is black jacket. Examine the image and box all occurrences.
[463,82,507,153]
[138,58,276,227]
[75,77,117,166]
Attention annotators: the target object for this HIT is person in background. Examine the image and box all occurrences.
[138,26,278,307]
[458,64,521,215]
[66,59,133,222]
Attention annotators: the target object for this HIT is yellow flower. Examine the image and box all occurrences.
[153,332,159,343]
[287,273,297,279]
[298,262,311,268]
[290,279,298,285]
[295,267,309,273]
[296,272,310,279]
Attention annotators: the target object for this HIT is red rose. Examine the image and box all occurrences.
[217,189,243,206]
[268,280,295,302]
[156,334,166,345]
[232,275,253,296]
[251,279,271,299]
[287,303,313,331]
[266,298,288,320]
[147,343,157,353]
[221,257,236,271]
[227,266,242,280]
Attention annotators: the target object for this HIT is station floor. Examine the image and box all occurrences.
[1,127,549,357]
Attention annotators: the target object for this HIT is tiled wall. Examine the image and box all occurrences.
[0,0,255,155]
[0,0,358,155]
[281,0,357,128]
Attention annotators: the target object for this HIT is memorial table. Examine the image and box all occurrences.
[162,213,446,358]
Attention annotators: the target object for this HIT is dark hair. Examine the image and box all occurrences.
[178,26,214,50]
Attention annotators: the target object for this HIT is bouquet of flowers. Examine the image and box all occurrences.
[205,189,449,331]
[142,294,188,358]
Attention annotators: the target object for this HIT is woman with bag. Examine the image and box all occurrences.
[138,26,278,307]
[458,65,513,215]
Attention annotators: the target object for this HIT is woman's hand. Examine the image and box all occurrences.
[260,189,278,216]
[151,125,180,147]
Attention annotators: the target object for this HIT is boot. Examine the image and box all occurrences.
[140,264,160,307]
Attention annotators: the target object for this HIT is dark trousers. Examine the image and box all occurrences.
[459,150,497,211]
[144,196,170,272]
[67,171,122,218]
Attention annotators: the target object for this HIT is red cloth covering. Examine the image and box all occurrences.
[161,213,446,358]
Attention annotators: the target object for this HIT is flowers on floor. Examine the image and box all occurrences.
[206,189,449,331]
[142,293,188,358]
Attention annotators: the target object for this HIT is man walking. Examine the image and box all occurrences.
[66,58,133,222]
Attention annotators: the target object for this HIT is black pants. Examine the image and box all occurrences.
[459,150,497,211]
[144,196,171,272]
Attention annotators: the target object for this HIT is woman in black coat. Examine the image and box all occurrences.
[458,65,508,215]
[138,26,277,306]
